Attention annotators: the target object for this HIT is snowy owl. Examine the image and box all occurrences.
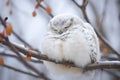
[41,14,100,80]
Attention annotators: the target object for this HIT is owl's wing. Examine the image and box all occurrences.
[83,23,100,62]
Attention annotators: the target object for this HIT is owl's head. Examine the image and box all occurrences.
[48,14,83,34]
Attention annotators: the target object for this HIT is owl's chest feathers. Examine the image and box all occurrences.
[46,30,74,60]
[47,27,91,59]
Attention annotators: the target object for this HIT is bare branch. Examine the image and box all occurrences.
[72,0,90,23]
[72,0,120,58]
[0,16,40,52]
[0,16,49,80]
[36,0,120,59]
[0,52,43,63]
[85,61,120,70]
[1,40,75,67]
[101,0,108,24]
[2,64,40,78]
[36,0,54,17]
[1,40,49,80]
[1,40,120,71]
[1,1,120,77]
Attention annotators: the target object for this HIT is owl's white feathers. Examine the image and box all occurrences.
[41,14,100,80]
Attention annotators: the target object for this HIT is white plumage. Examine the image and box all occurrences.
[41,14,100,80]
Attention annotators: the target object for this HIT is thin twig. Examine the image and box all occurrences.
[72,0,89,23]
[36,0,54,17]
[105,70,120,78]
[36,0,120,59]
[2,64,40,78]
[1,40,120,70]
[72,0,120,58]
[0,16,49,80]
[1,40,49,80]
[12,31,40,52]
[0,16,40,53]
[1,40,75,67]
[101,0,108,24]
[37,0,120,58]
[0,52,43,63]
[1,1,120,75]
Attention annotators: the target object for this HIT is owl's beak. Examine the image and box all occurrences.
[59,31,63,34]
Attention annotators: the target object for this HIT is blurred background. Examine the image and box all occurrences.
[0,0,120,80]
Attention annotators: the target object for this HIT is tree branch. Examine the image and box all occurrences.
[0,16,40,52]
[85,61,120,70]
[0,40,49,80]
[0,15,50,80]
[1,40,75,67]
[2,64,40,78]
[35,0,120,59]
[1,1,120,77]
[36,0,54,17]
[0,52,43,63]
[1,40,120,71]
[72,0,90,23]
[72,0,120,58]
